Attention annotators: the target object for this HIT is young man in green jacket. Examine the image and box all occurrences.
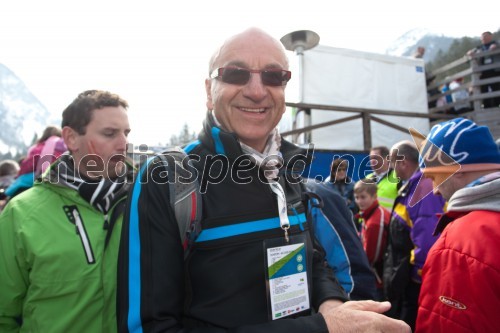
[0,90,133,332]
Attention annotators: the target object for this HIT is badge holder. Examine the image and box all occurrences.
[264,234,310,320]
[264,182,310,320]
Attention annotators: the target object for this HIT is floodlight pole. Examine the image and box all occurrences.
[280,30,320,144]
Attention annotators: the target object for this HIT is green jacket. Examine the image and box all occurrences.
[0,175,127,333]
[367,170,399,210]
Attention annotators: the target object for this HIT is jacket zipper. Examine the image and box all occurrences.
[72,209,96,264]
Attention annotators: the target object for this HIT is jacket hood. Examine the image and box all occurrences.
[447,175,500,212]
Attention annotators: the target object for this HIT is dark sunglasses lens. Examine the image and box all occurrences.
[262,70,287,86]
[221,68,250,85]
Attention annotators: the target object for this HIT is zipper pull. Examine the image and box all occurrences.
[103,214,109,230]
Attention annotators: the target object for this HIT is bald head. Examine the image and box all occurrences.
[390,140,420,181]
[208,27,289,74]
[204,27,290,152]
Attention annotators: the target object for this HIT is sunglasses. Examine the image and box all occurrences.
[210,67,292,86]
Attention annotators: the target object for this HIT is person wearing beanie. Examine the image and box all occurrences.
[415,118,500,333]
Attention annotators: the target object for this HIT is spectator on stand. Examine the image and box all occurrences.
[412,46,425,59]
[449,77,471,113]
[467,31,500,108]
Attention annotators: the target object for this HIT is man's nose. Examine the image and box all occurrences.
[242,72,268,101]
[116,132,128,150]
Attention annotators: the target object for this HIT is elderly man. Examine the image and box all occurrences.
[118,28,409,333]
[416,118,500,332]
[383,140,446,331]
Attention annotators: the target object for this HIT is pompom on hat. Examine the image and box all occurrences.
[419,118,500,174]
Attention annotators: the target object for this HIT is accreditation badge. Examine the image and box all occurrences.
[264,236,310,320]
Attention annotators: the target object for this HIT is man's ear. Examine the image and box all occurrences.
[205,78,213,110]
[62,126,79,152]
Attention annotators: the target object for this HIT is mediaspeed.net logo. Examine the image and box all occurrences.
[406,126,462,207]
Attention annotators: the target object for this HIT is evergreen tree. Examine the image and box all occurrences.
[168,123,197,147]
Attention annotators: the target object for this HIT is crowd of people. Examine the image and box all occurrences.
[424,30,500,114]
[0,27,499,333]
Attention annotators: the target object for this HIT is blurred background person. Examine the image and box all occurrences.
[307,180,377,301]
[324,158,357,217]
[367,146,399,210]
[449,77,471,113]
[467,31,500,108]
[383,141,446,331]
[0,159,19,212]
[354,178,390,301]
[5,125,66,198]
[413,46,425,59]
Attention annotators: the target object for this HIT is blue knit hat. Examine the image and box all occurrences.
[419,118,500,173]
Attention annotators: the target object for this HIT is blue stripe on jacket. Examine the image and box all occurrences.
[183,140,200,154]
[195,213,307,242]
[211,127,226,155]
[127,158,154,333]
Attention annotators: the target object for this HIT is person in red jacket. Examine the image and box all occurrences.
[416,117,500,332]
[354,178,390,301]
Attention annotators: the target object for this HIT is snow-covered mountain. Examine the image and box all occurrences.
[386,28,456,63]
[0,63,56,158]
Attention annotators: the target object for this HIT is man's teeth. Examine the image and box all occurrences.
[240,108,265,113]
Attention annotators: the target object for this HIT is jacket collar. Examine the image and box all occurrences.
[362,200,379,219]
[198,112,312,173]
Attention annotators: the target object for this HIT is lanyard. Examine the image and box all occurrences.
[269,182,290,243]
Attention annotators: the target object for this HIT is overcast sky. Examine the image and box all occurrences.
[1,0,499,146]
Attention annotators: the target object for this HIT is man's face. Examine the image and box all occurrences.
[424,171,456,200]
[481,32,492,45]
[205,30,288,152]
[369,149,387,174]
[66,106,130,179]
[390,150,407,181]
[354,191,377,211]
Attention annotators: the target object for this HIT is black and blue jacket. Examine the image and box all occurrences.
[306,181,377,301]
[118,113,348,333]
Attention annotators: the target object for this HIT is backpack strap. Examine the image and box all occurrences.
[158,148,202,257]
